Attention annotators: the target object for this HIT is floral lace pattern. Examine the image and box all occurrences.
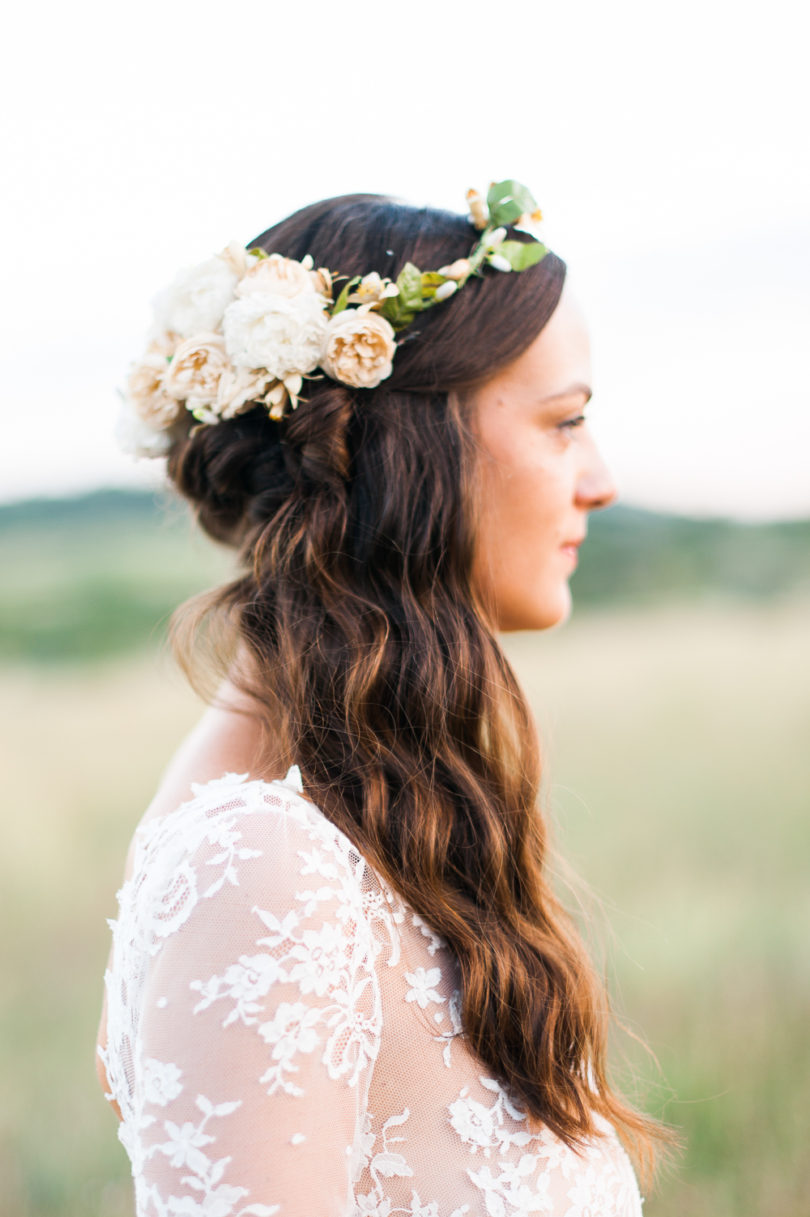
[102,769,642,1216]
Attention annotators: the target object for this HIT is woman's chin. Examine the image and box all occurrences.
[495,585,573,633]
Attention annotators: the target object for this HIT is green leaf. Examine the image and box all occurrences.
[496,240,548,271]
[486,179,538,228]
[380,295,417,329]
[488,198,522,226]
[396,262,424,309]
[332,276,360,315]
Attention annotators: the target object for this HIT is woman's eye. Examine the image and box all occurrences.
[559,413,587,431]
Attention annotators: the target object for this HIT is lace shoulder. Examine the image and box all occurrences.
[101,767,643,1217]
[102,767,399,1217]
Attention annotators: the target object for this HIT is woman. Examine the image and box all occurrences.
[98,183,668,1216]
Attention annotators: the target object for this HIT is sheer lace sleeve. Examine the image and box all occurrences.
[101,768,385,1217]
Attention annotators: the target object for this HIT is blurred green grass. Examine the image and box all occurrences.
[1,492,808,1215]
[0,491,234,663]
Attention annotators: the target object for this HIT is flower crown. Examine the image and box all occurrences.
[118,181,547,457]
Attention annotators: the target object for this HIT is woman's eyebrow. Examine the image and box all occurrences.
[539,383,593,404]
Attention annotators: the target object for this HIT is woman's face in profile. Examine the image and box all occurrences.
[469,282,616,632]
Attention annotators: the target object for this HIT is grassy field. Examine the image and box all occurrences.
[1,598,808,1215]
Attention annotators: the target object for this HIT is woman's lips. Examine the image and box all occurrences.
[560,538,584,565]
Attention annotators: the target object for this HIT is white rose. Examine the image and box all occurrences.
[223,291,329,379]
[163,332,229,409]
[320,308,396,389]
[153,255,239,337]
[236,253,320,300]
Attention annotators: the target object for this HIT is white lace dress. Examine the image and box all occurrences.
[101,767,643,1217]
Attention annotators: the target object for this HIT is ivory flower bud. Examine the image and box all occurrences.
[488,253,513,273]
[321,308,396,389]
[437,259,471,281]
[487,227,507,247]
[434,281,458,302]
[236,253,320,300]
[265,382,289,421]
[466,188,489,231]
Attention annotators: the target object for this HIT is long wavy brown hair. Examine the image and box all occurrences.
[168,194,668,1176]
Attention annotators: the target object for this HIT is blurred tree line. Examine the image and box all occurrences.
[0,488,808,664]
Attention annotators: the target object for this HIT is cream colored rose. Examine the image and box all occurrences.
[215,366,273,419]
[236,253,320,300]
[125,337,184,429]
[163,333,229,411]
[321,308,396,389]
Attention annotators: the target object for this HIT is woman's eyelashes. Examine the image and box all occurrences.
[558,413,587,432]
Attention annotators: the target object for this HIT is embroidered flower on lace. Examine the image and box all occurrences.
[258,1000,323,1096]
[128,781,266,959]
[149,1095,281,1217]
[190,953,286,1026]
[449,1080,534,1158]
[287,922,351,996]
[144,858,198,941]
[321,984,380,1082]
[142,1058,183,1107]
[232,883,379,1095]
[356,1108,413,1214]
[468,1160,552,1216]
[361,885,405,969]
[449,1093,497,1151]
[297,846,341,880]
[404,966,445,1009]
[564,1163,614,1217]
[357,1108,474,1217]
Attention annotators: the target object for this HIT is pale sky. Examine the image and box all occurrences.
[2,0,808,519]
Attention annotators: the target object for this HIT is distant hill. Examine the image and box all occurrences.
[574,504,810,605]
[1,488,808,663]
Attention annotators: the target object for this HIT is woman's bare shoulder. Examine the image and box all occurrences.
[143,680,290,826]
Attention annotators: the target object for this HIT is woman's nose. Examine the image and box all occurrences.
[575,440,617,511]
